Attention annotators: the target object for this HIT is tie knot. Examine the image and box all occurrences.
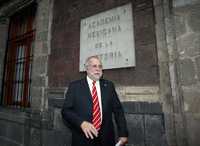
[92,81,96,85]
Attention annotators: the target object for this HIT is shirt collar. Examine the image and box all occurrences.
[87,76,100,85]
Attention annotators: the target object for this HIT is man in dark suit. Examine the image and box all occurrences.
[61,55,128,146]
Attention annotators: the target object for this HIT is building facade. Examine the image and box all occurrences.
[0,0,199,145]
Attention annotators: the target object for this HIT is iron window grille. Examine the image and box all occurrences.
[1,4,36,108]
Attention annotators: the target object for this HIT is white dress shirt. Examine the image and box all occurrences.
[87,76,103,121]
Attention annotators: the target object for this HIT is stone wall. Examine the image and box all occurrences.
[0,0,200,146]
[154,0,200,146]
[0,102,167,146]
[0,108,27,146]
[174,0,200,145]
[50,100,167,146]
[0,0,54,145]
[49,0,159,87]
[30,0,53,110]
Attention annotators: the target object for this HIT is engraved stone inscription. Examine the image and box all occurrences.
[80,3,135,71]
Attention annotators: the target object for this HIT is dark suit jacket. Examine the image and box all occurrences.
[61,78,128,146]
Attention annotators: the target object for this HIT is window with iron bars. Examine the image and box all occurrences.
[1,3,36,108]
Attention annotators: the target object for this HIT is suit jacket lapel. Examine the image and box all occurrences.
[100,79,107,114]
[82,78,93,105]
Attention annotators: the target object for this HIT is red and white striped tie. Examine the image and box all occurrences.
[92,81,101,131]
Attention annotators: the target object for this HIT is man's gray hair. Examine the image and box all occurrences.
[84,55,102,68]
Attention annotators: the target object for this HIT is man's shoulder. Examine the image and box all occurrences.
[69,78,114,86]
[100,78,114,85]
[69,78,85,85]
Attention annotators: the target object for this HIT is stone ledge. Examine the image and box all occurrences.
[0,107,54,130]
[0,107,27,124]
[122,101,163,114]
[0,136,21,146]
[49,97,64,108]
[49,98,163,114]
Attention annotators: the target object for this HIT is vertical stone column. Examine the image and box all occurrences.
[163,1,189,146]
[153,0,176,145]
[154,0,187,146]
[153,0,188,146]
[31,0,52,111]
[174,0,200,146]
[0,17,9,99]
[29,0,53,145]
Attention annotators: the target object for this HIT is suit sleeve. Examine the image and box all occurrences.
[111,83,128,137]
[61,83,84,130]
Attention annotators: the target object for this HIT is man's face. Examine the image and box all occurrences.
[86,58,103,81]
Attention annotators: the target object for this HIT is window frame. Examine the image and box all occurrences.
[1,3,36,108]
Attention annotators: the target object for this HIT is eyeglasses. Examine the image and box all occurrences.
[89,64,103,69]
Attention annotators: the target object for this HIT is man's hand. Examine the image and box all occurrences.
[118,137,128,145]
[80,121,98,139]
